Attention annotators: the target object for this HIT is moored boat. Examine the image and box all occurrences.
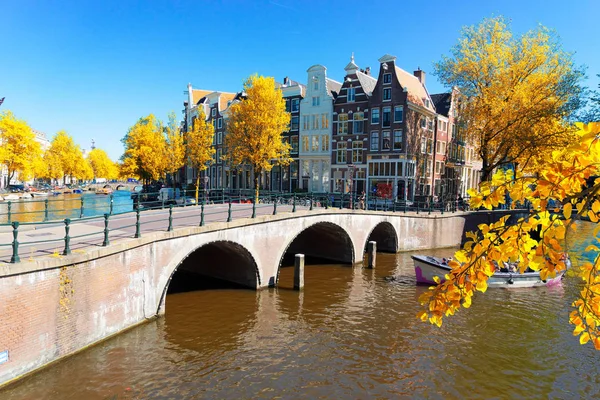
[412,255,567,288]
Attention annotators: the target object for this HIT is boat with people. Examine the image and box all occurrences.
[412,254,570,288]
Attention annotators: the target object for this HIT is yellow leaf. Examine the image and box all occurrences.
[580,332,590,345]
[563,203,572,220]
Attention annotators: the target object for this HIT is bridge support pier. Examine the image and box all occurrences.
[367,241,376,269]
[294,254,305,290]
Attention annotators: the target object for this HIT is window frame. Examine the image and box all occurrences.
[383,73,392,84]
[347,87,356,102]
[393,130,403,151]
[370,131,379,151]
[383,88,392,101]
[371,108,380,125]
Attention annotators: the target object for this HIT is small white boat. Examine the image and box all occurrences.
[2,194,21,201]
[31,191,49,197]
[412,255,568,288]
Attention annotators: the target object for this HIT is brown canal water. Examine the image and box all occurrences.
[2,224,600,399]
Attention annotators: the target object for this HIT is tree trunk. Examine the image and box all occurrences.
[195,175,200,204]
[254,168,260,204]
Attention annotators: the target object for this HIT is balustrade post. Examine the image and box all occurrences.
[109,194,114,215]
[252,196,256,218]
[80,197,85,218]
[63,218,71,255]
[134,208,141,238]
[227,197,232,222]
[169,204,174,231]
[10,221,20,263]
[7,201,12,224]
[340,193,344,210]
[102,213,110,246]
[44,198,49,221]
[429,199,433,215]
[200,200,205,226]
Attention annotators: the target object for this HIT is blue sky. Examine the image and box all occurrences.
[1,0,599,161]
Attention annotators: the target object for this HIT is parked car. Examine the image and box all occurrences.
[7,184,26,193]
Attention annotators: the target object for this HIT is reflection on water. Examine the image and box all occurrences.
[0,192,134,224]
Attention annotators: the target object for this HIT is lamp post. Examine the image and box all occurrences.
[204,175,209,203]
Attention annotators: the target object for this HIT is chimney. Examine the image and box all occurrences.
[187,82,193,107]
[365,67,371,75]
[283,76,289,85]
[414,68,426,85]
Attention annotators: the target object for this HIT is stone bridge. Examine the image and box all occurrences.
[0,209,465,387]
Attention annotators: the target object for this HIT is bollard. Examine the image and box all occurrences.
[367,241,377,269]
[7,201,12,224]
[63,218,71,255]
[10,221,20,263]
[169,204,174,231]
[134,208,141,238]
[80,197,85,218]
[227,198,232,222]
[102,213,110,246]
[294,253,305,290]
[292,193,296,213]
[200,200,205,226]
[44,198,49,221]
[252,196,256,218]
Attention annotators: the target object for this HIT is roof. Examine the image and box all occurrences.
[431,93,452,117]
[326,78,342,98]
[192,89,213,105]
[394,66,436,112]
[218,93,237,111]
[356,70,377,96]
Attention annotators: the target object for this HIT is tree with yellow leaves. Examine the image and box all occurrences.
[0,111,42,183]
[87,148,118,181]
[121,114,168,186]
[225,75,291,200]
[417,122,600,350]
[434,16,585,181]
[186,109,215,203]
[164,112,185,187]
[46,131,88,184]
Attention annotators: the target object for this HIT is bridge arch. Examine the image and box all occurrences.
[275,221,355,285]
[157,240,260,313]
[365,221,398,253]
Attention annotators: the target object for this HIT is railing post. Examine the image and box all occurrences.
[222,188,225,204]
[404,200,407,213]
[385,197,388,212]
[80,197,85,218]
[200,200,205,227]
[227,197,232,222]
[134,208,141,238]
[252,196,256,218]
[63,218,71,255]
[7,201,12,224]
[292,193,296,213]
[273,195,277,215]
[10,221,20,263]
[429,199,432,215]
[110,194,114,215]
[169,204,174,231]
[309,193,313,211]
[340,193,344,210]
[44,198,49,221]
[325,194,329,210]
[102,213,110,246]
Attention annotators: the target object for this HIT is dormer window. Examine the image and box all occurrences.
[383,73,392,84]
[424,99,430,108]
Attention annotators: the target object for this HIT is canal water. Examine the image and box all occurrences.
[1,224,599,399]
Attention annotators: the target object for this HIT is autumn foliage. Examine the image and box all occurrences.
[0,111,42,182]
[186,109,215,203]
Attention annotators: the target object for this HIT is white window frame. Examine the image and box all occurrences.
[218,118,223,129]
[371,108,380,125]
[383,88,392,101]
[394,106,403,123]
[383,73,392,84]
[347,87,355,102]
[382,107,391,128]
[370,131,379,151]
[393,130,403,151]
[312,97,320,106]
[211,108,216,117]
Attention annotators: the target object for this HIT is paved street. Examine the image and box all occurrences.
[0,202,304,264]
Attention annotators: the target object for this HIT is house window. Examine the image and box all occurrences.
[370,131,379,151]
[383,73,392,84]
[393,130,403,150]
[338,113,348,135]
[322,135,329,152]
[371,108,380,124]
[420,117,427,129]
[211,108,216,117]
[394,106,403,122]
[452,123,457,138]
[216,148,222,162]
[421,137,427,153]
[427,139,433,154]
[382,131,390,150]
[312,97,320,106]
[291,116,299,131]
[302,136,309,152]
[353,112,364,134]
[311,115,319,130]
[424,99,430,108]
[427,119,433,131]
[347,87,356,102]
[313,80,319,91]
[285,99,291,112]
[382,107,391,127]
[217,131,222,145]
[337,142,347,163]
[303,116,309,130]
[383,88,391,101]
[352,141,363,163]
[321,113,329,129]
[291,136,299,153]
[218,118,223,129]
[312,135,319,151]
[292,98,300,112]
